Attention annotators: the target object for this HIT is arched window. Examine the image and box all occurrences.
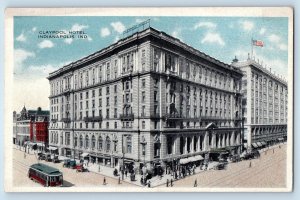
[91,135,96,149]
[85,135,89,149]
[106,136,111,152]
[79,135,83,148]
[74,134,78,147]
[98,136,103,150]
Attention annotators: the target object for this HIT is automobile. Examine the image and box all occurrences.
[76,164,84,172]
[37,152,46,160]
[213,163,226,170]
[51,155,59,163]
[63,159,77,168]
[45,153,52,162]
[230,154,241,163]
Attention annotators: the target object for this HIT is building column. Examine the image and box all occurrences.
[191,136,195,153]
[226,133,230,146]
[204,131,209,151]
[212,132,216,149]
[222,133,226,147]
[236,131,241,145]
[230,131,235,146]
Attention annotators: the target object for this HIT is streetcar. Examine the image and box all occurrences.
[28,163,63,187]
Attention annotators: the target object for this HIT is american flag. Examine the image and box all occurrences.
[252,39,264,47]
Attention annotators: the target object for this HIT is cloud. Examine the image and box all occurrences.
[38,40,54,49]
[201,32,225,46]
[32,27,37,32]
[100,27,111,37]
[259,28,266,35]
[64,38,73,44]
[279,43,288,51]
[194,22,217,30]
[268,34,281,43]
[110,22,126,33]
[267,34,287,51]
[14,49,35,72]
[16,32,26,42]
[239,20,254,31]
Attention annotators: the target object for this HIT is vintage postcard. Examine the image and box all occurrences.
[4,7,293,192]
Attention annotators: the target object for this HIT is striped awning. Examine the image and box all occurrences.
[252,143,258,148]
[256,142,262,147]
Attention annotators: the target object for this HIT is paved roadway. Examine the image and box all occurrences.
[158,144,287,188]
[12,148,138,188]
[13,144,286,188]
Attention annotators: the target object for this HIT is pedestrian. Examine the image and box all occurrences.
[249,161,252,168]
[170,179,173,187]
[279,145,281,149]
[125,170,128,177]
[98,165,100,172]
[140,177,144,185]
[194,179,197,187]
[166,179,169,187]
[147,180,151,188]
[118,177,121,184]
[273,149,274,154]
[24,152,26,159]
[103,177,106,185]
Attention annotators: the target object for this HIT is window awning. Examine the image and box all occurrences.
[36,143,45,147]
[252,143,258,148]
[261,142,266,146]
[81,153,89,157]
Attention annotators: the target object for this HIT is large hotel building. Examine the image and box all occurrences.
[232,58,288,150]
[48,27,244,169]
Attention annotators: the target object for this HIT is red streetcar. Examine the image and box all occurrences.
[28,163,63,187]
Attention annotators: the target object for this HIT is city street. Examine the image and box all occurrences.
[158,144,287,188]
[13,144,286,188]
[12,147,138,188]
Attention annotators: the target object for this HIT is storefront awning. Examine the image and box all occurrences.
[36,143,45,147]
[179,158,189,165]
[256,142,262,147]
[48,146,58,151]
[81,153,89,157]
[261,142,266,146]
[194,155,204,161]
[252,143,258,148]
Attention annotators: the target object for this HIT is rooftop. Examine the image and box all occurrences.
[30,163,61,175]
[48,27,242,80]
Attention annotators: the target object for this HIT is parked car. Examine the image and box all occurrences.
[45,153,52,162]
[37,152,46,160]
[51,155,59,163]
[230,154,241,163]
[213,162,226,170]
[63,159,77,168]
[76,164,84,172]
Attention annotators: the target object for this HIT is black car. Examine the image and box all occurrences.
[37,152,46,160]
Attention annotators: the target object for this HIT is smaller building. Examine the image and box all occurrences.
[14,106,50,149]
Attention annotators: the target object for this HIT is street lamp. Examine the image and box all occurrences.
[121,134,130,180]
[140,136,147,185]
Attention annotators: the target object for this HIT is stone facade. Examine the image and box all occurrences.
[232,58,288,149]
[48,28,243,169]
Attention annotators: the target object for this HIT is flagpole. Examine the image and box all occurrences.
[251,37,253,60]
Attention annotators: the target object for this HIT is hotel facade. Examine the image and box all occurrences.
[48,28,243,170]
[232,58,288,150]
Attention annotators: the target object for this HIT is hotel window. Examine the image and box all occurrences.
[106,122,109,129]
[106,86,110,95]
[114,108,117,118]
[142,91,146,103]
[142,79,146,88]
[154,91,158,102]
[115,122,117,129]
[106,97,110,106]
[92,90,95,97]
[99,98,102,107]
[142,121,146,129]
[142,105,145,117]
[106,109,110,119]
[114,85,117,93]
[99,88,102,96]
[86,101,89,109]
[86,91,89,99]
[92,100,95,108]
[126,136,132,153]
[106,136,111,151]
[106,63,110,80]
[98,136,103,150]
[114,96,117,106]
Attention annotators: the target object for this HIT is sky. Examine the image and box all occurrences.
[13,16,289,112]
